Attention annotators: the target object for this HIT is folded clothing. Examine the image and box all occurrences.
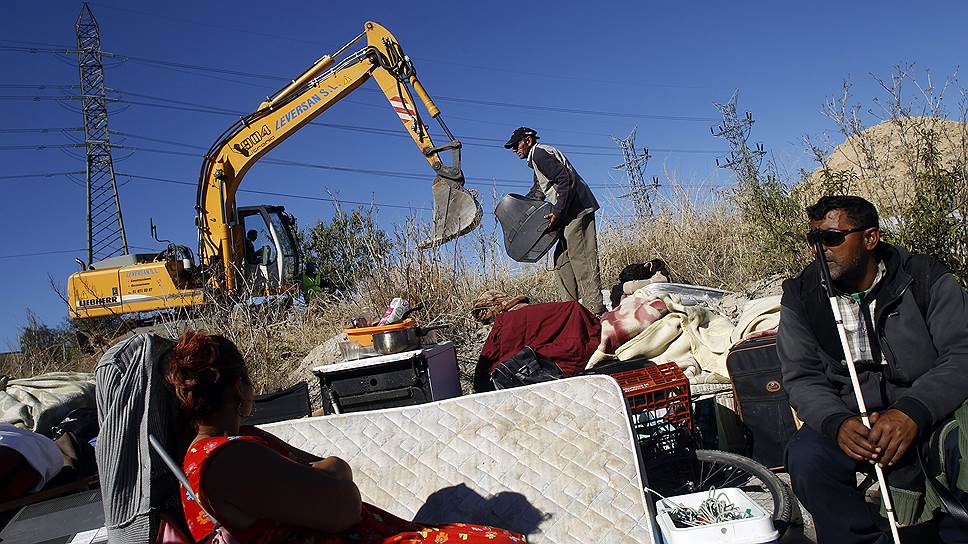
[0,423,65,492]
[470,290,530,324]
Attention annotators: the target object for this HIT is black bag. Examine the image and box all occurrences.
[243,381,311,425]
[726,334,798,469]
[491,346,565,389]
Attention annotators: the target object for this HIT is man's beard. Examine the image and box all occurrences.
[827,250,864,286]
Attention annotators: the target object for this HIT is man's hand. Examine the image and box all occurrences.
[837,416,880,462]
[868,409,918,467]
[543,212,558,234]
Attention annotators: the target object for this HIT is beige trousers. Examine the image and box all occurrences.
[553,211,605,315]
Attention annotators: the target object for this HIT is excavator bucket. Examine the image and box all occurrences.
[421,176,482,248]
[419,141,482,248]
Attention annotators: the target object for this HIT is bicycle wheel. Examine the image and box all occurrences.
[645,449,793,532]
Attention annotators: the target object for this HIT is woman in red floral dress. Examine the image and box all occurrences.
[166,330,524,544]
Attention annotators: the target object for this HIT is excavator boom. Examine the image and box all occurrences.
[198,21,481,290]
[67,22,478,319]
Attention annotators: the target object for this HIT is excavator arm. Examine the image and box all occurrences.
[197,21,481,290]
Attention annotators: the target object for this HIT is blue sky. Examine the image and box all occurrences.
[1,1,965,350]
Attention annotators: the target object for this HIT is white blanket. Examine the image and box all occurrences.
[588,293,782,382]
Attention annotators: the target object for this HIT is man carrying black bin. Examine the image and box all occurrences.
[505,127,605,315]
[778,195,968,542]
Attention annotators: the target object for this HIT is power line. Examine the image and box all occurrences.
[111,96,631,156]
[80,6,709,90]
[1,43,718,122]
[0,171,86,180]
[114,173,432,211]
[0,89,724,155]
[0,137,623,190]
[106,90,723,155]
[0,84,79,90]
[0,45,80,55]
[86,2,330,48]
[0,95,85,101]
[0,38,76,49]
[106,141,628,189]
[408,57,708,90]
[0,127,83,134]
[0,249,86,260]
[430,95,717,122]
[107,98,628,157]
[0,143,86,150]
[109,143,524,185]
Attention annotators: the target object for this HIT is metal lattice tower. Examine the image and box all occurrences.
[712,90,766,186]
[76,2,127,265]
[612,127,657,216]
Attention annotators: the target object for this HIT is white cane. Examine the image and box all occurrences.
[815,242,902,544]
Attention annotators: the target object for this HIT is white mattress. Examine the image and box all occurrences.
[262,375,656,543]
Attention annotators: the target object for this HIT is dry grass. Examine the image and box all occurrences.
[4,178,762,393]
[248,178,760,393]
[599,180,760,291]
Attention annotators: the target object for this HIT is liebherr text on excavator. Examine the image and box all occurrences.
[67,21,482,319]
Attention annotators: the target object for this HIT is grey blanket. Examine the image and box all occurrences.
[0,371,95,436]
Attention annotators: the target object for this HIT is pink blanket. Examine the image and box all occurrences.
[599,294,669,354]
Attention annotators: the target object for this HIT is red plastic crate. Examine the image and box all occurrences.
[610,362,695,458]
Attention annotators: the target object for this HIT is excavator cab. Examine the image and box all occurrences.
[237,205,300,293]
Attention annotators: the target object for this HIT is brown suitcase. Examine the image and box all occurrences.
[726,334,798,469]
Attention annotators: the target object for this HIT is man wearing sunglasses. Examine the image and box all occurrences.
[778,195,968,542]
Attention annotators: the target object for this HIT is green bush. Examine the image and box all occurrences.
[299,207,392,292]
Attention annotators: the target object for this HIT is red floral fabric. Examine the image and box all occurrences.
[181,427,525,544]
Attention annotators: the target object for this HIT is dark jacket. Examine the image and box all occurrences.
[525,144,599,226]
[778,242,968,440]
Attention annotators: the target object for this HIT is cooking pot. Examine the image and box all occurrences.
[372,324,449,355]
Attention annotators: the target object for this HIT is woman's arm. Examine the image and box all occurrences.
[245,427,352,481]
[201,440,362,533]
[244,426,322,464]
[311,456,353,481]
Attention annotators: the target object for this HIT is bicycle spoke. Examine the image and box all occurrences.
[698,460,740,488]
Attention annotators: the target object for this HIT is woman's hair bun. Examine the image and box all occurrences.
[165,330,247,421]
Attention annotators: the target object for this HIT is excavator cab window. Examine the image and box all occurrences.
[266,208,299,285]
[238,205,299,290]
[253,231,276,265]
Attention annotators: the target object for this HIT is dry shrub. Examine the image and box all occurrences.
[802,66,968,282]
[151,272,343,394]
[599,179,754,290]
[1,312,96,378]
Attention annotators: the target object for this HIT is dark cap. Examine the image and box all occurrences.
[504,127,538,149]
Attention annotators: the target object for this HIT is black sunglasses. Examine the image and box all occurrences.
[805,226,870,247]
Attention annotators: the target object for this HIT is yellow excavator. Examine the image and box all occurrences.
[67,21,482,319]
